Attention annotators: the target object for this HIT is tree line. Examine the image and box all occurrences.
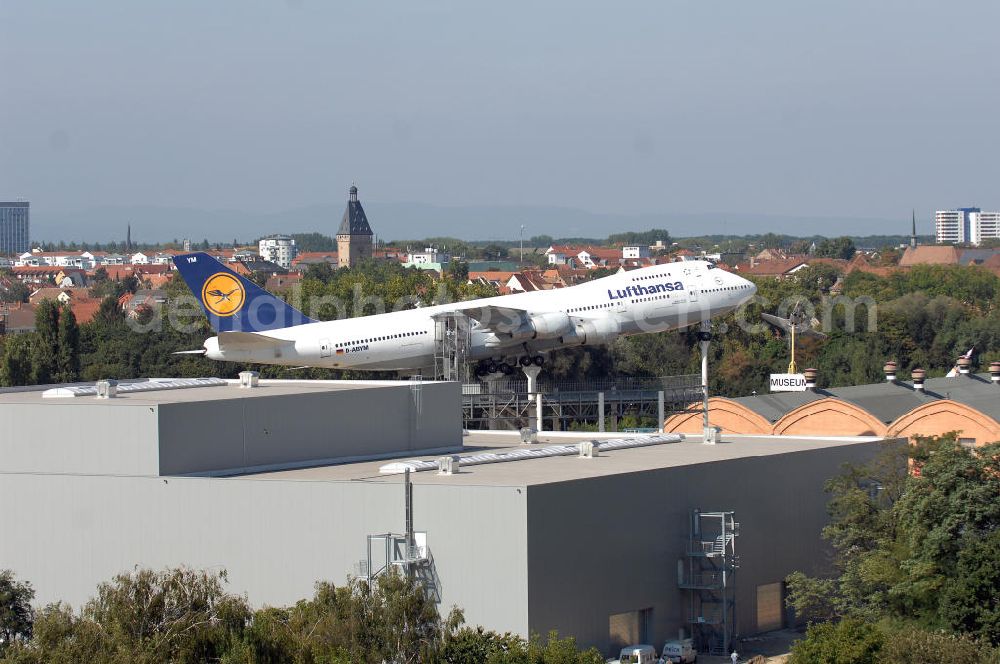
[0,567,602,664]
[0,260,997,394]
[785,434,1000,663]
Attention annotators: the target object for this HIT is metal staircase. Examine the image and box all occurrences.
[432,312,471,382]
[679,510,739,656]
[359,469,439,601]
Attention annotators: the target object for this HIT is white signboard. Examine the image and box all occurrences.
[770,373,807,392]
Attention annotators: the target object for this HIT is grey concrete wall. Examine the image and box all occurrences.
[0,473,527,637]
[524,441,884,656]
[158,381,463,475]
[0,403,160,475]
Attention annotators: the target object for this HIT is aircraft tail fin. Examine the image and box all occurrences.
[173,252,314,333]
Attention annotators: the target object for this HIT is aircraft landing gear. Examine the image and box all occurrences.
[517,355,545,368]
[475,360,518,377]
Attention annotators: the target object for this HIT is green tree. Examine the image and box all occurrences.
[30,300,60,384]
[879,625,999,664]
[0,279,29,304]
[0,571,35,655]
[941,529,1000,645]
[446,260,470,282]
[3,568,251,664]
[787,618,884,664]
[55,307,80,383]
[0,334,39,387]
[815,236,856,260]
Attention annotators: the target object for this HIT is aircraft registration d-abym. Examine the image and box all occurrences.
[173,252,757,376]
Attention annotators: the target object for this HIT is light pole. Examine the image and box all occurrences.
[520,224,525,265]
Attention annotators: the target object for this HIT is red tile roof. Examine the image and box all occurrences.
[899,246,960,266]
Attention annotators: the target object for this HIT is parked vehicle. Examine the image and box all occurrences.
[608,644,660,664]
[661,638,697,663]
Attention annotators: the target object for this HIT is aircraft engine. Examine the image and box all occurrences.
[527,312,574,339]
[559,317,620,346]
[505,312,574,341]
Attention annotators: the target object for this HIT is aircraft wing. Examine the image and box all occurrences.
[760,313,794,333]
[760,313,827,339]
[217,331,295,350]
[454,305,529,335]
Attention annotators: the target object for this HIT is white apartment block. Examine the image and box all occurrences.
[936,208,1000,245]
[258,235,297,269]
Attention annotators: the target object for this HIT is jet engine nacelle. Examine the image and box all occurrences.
[559,316,621,346]
[527,312,574,339]
[506,311,575,341]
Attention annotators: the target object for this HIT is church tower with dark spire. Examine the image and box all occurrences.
[910,209,917,249]
[336,184,374,268]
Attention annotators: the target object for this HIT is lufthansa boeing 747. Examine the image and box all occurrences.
[173,252,756,375]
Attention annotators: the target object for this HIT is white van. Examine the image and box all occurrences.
[661,638,697,663]
[611,644,660,664]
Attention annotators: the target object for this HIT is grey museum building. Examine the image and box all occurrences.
[0,376,885,656]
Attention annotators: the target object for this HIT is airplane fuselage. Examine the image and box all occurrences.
[199,260,756,372]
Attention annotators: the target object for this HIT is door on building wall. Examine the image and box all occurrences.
[609,608,651,654]
[756,582,784,632]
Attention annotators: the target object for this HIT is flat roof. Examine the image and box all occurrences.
[247,432,885,487]
[0,378,437,406]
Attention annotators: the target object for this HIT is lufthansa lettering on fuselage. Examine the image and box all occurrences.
[607,282,684,300]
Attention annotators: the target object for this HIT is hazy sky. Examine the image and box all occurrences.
[2,1,998,229]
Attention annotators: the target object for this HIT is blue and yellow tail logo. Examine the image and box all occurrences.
[201,273,246,317]
[173,252,315,333]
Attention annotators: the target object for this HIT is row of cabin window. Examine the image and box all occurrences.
[704,285,752,293]
[566,303,614,313]
[336,330,428,348]
[631,272,673,281]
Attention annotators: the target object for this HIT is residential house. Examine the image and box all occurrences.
[1,302,36,334]
[29,287,90,305]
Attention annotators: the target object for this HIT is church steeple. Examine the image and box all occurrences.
[336,183,374,268]
[910,209,917,249]
[127,223,132,252]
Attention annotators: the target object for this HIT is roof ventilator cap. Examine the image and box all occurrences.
[519,427,538,444]
[957,356,972,376]
[883,361,897,383]
[991,361,1000,384]
[803,367,818,390]
[95,379,118,399]
[911,368,926,390]
[436,455,460,475]
[239,371,259,388]
[578,441,599,458]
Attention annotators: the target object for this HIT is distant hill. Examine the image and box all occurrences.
[32,202,909,244]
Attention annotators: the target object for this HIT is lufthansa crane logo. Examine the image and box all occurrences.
[201,273,246,317]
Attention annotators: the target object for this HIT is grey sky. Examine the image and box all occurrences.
[1,1,998,238]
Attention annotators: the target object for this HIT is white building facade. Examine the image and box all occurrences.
[936,208,1000,245]
[258,235,297,269]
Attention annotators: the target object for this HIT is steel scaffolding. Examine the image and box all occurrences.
[679,510,739,656]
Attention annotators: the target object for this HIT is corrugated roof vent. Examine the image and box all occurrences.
[803,367,818,391]
[912,368,926,391]
[239,371,260,389]
[95,379,118,399]
[990,361,1000,385]
[883,361,897,383]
